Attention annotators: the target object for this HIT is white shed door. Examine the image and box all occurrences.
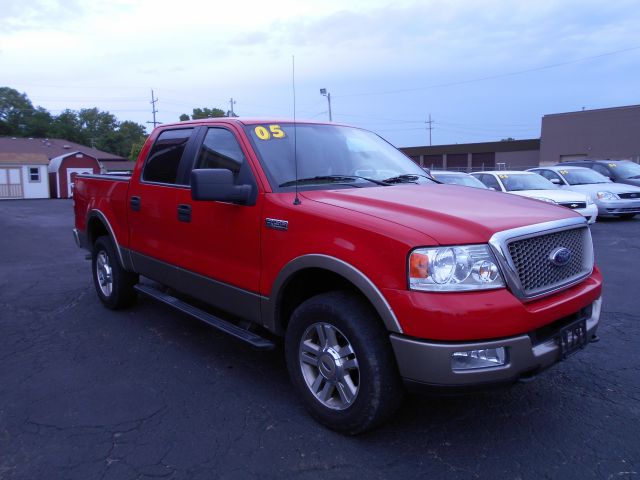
[0,168,23,198]
[67,168,93,197]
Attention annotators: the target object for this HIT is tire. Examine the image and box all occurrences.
[92,236,138,309]
[285,291,404,435]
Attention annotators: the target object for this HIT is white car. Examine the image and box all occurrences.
[527,166,640,219]
[472,170,597,224]
[430,170,488,189]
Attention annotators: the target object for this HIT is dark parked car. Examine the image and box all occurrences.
[559,160,640,187]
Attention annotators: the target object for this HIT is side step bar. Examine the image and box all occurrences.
[134,284,275,350]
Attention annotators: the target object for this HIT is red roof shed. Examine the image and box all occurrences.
[48,151,100,198]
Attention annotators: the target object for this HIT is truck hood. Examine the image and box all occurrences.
[302,184,579,245]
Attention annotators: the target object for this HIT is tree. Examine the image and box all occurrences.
[78,108,119,148]
[1,86,147,159]
[0,87,34,135]
[24,107,53,137]
[50,109,83,144]
[180,107,226,120]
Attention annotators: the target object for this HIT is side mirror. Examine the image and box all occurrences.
[191,169,251,204]
[550,178,561,185]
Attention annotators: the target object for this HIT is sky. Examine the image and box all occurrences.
[1,0,639,147]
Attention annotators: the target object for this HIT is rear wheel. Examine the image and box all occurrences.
[92,236,138,309]
[285,291,403,435]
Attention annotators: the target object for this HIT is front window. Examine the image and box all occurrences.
[558,169,611,185]
[606,161,640,179]
[499,174,556,191]
[244,123,433,190]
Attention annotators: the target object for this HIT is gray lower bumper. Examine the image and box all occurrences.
[597,199,640,216]
[390,297,601,387]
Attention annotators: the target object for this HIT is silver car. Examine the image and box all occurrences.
[528,166,640,219]
[430,170,488,189]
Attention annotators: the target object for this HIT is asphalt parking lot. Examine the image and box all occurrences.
[1,199,639,480]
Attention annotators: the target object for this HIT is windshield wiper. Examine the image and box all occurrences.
[381,174,431,184]
[279,175,388,188]
[628,175,640,179]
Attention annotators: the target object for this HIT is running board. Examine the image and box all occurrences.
[134,284,275,350]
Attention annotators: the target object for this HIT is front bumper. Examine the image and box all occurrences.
[596,199,640,216]
[575,204,598,224]
[390,296,601,387]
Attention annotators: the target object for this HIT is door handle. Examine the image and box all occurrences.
[177,204,192,223]
[130,196,141,211]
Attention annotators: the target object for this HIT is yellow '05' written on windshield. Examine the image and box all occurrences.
[254,125,286,140]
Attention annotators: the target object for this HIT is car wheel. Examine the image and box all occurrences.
[285,291,404,435]
[92,236,138,309]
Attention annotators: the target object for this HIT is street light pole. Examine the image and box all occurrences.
[320,88,332,121]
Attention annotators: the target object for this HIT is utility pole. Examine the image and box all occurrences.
[228,98,237,117]
[147,89,159,128]
[426,114,434,146]
[320,88,332,121]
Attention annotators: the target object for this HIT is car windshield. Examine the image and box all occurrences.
[559,169,611,185]
[500,174,556,191]
[607,161,640,179]
[432,173,488,189]
[244,123,434,190]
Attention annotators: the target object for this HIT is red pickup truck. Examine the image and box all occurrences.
[73,118,602,434]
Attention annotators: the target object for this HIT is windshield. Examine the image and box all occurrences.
[558,168,611,185]
[499,173,557,191]
[608,161,640,179]
[244,123,433,190]
[432,173,488,189]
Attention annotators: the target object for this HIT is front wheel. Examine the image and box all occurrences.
[285,291,403,435]
[92,236,138,309]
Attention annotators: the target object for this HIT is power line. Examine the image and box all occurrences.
[336,45,640,98]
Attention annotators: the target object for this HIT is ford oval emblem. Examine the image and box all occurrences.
[549,247,572,266]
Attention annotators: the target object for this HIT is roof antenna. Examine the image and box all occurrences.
[292,55,301,205]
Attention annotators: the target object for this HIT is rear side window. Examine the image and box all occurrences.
[194,128,246,179]
[478,174,501,190]
[591,164,610,177]
[537,169,562,183]
[143,128,194,184]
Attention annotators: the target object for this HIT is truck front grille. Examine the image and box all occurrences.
[506,227,591,298]
[489,218,594,301]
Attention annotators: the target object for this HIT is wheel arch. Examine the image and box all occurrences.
[86,210,130,269]
[264,255,403,335]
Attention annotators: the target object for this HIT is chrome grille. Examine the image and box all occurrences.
[559,202,586,209]
[506,227,590,297]
[618,192,640,200]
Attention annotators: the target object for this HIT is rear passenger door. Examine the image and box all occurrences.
[128,127,197,284]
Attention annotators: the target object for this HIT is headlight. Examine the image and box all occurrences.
[596,191,619,200]
[532,196,557,204]
[409,245,505,291]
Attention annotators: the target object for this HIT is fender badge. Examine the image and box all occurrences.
[266,218,288,231]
